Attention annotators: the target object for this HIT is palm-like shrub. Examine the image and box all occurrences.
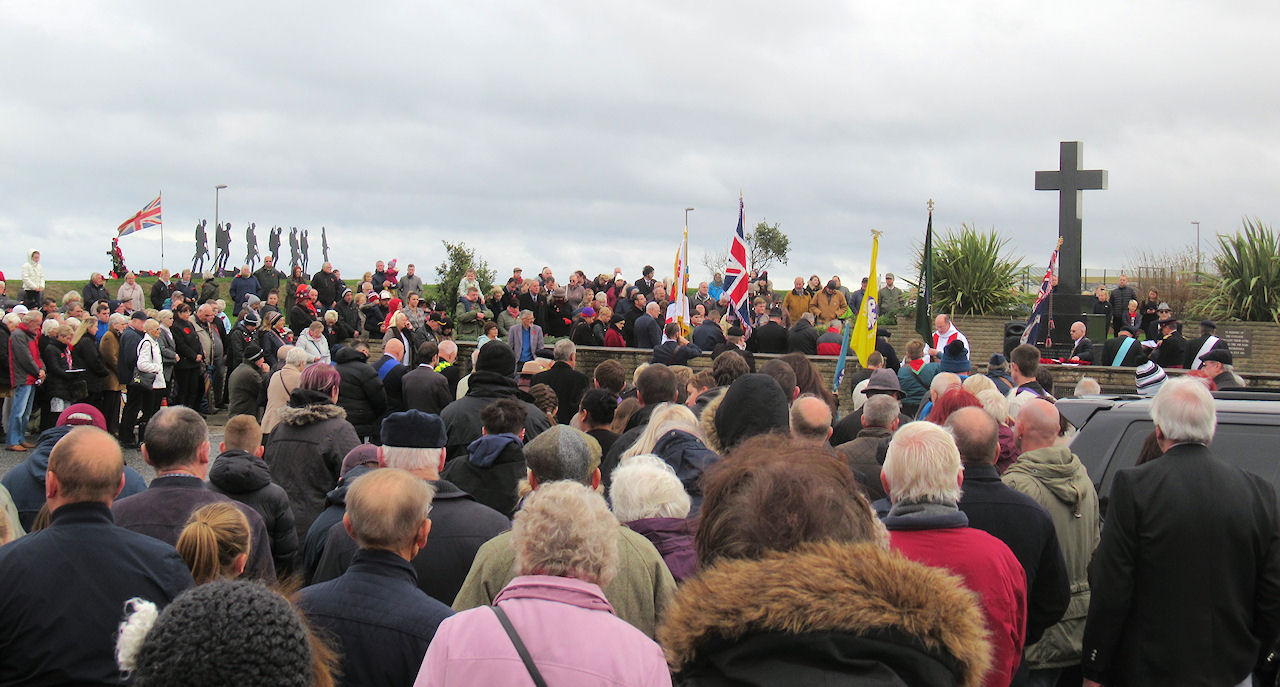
[912,224,1026,316]
[1196,218,1280,323]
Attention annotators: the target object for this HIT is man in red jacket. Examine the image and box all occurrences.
[881,420,1028,687]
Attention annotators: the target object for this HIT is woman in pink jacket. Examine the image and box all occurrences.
[415,481,671,687]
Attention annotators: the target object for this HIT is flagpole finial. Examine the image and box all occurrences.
[927,199,935,212]
[870,229,883,237]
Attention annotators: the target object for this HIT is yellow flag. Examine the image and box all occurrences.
[852,232,880,366]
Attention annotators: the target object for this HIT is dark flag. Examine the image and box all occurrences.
[914,203,934,340]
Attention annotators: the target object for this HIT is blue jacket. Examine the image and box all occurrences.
[652,429,719,516]
[299,548,454,687]
[229,275,261,316]
[0,502,193,685]
[1,425,146,530]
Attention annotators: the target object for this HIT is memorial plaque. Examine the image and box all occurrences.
[1219,328,1252,358]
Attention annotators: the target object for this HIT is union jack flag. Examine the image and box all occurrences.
[117,194,162,237]
[1021,237,1063,347]
[721,195,752,332]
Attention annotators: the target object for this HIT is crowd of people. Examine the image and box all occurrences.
[0,252,1277,687]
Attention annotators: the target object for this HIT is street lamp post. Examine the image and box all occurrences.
[684,207,694,227]
[1191,221,1201,281]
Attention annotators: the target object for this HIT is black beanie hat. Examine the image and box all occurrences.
[476,339,517,375]
[130,580,311,687]
[715,373,790,451]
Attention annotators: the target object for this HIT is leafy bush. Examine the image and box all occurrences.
[911,224,1026,316]
[1195,218,1280,323]
[433,241,496,308]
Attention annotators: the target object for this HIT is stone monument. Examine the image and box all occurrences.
[1036,141,1108,348]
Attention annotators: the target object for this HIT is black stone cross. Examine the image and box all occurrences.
[1035,141,1107,296]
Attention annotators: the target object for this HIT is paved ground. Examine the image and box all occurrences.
[0,409,232,484]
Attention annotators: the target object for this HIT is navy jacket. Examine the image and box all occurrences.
[208,449,299,576]
[958,462,1070,646]
[651,341,703,367]
[634,314,662,349]
[311,479,509,606]
[1,425,146,530]
[112,474,276,581]
[531,361,589,425]
[691,321,727,351]
[301,465,374,584]
[0,503,193,686]
[299,549,453,687]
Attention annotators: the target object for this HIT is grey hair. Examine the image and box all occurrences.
[609,454,691,522]
[862,394,900,428]
[2,312,21,327]
[513,481,619,587]
[882,421,962,505]
[520,309,534,319]
[553,339,575,363]
[1150,377,1216,445]
[381,445,445,472]
[41,318,61,336]
[1074,377,1102,396]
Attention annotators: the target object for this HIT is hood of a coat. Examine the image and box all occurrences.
[652,430,717,477]
[626,517,694,556]
[658,540,992,687]
[464,370,531,402]
[698,392,725,454]
[332,345,367,365]
[278,398,348,427]
[1003,446,1087,507]
[22,425,72,484]
[466,433,523,468]
[208,450,271,493]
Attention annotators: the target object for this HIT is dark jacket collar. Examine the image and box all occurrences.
[961,462,1001,481]
[50,501,114,526]
[148,474,206,489]
[349,548,419,585]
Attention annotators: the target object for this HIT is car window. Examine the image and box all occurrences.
[1213,423,1280,487]
[1099,420,1154,497]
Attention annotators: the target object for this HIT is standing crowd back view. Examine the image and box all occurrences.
[0,254,1277,687]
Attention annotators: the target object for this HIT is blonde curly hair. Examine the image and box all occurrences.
[513,481,619,587]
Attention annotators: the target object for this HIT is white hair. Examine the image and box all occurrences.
[381,445,444,471]
[882,421,963,505]
[284,347,309,368]
[1074,377,1102,396]
[961,374,996,396]
[2,312,21,327]
[40,318,60,336]
[621,403,703,460]
[976,389,1010,424]
[609,454,691,522]
[553,339,575,362]
[1150,377,1216,445]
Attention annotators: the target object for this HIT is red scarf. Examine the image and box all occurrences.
[908,358,927,373]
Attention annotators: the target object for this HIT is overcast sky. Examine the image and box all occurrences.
[3,1,1278,285]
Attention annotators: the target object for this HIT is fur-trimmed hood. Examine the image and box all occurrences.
[277,402,347,427]
[658,540,992,687]
[698,392,725,454]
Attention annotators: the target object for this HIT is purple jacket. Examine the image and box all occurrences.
[415,575,670,687]
[626,517,697,582]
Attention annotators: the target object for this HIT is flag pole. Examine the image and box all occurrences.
[158,190,165,271]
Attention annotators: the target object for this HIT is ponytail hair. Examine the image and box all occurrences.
[177,503,251,584]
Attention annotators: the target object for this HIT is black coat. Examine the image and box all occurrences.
[634,314,662,349]
[691,321,727,351]
[289,303,317,334]
[748,321,788,354]
[111,474,276,581]
[40,338,84,402]
[531,361,590,425]
[1068,336,1094,362]
[709,343,755,372]
[1099,335,1146,367]
[441,439,526,517]
[0,503,194,685]
[299,549,454,687]
[311,480,510,606]
[72,334,110,395]
[652,341,702,367]
[402,364,453,415]
[264,393,361,544]
[82,281,110,305]
[117,325,144,382]
[957,463,1070,648]
[333,346,387,440]
[301,466,369,584]
[227,362,265,419]
[149,279,172,310]
[226,322,257,369]
[1082,443,1280,686]
[439,370,551,460]
[171,317,203,370]
[209,449,299,575]
[1148,330,1187,368]
[1184,334,1231,369]
[787,320,819,355]
[310,270,344,309]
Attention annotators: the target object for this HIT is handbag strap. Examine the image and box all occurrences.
[489,605,548,687]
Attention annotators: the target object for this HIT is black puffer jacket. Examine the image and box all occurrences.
[72,334,110,395]
[439,370,550,461]
[333,346,387,441]
[264,388,362,545]
[209,449,299,575]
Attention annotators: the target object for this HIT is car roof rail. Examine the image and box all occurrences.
[1214,389,1280,401]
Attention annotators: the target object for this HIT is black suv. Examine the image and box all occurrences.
[1058,390,1280,513]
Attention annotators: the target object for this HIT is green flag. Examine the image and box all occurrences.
[914,206,934,340]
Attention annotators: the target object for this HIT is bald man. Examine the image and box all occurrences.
[378,338,410,413]
[0,428,193,684]
[999,399,1100,681]
[947,407,1070,682]
[789,394,833,446]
